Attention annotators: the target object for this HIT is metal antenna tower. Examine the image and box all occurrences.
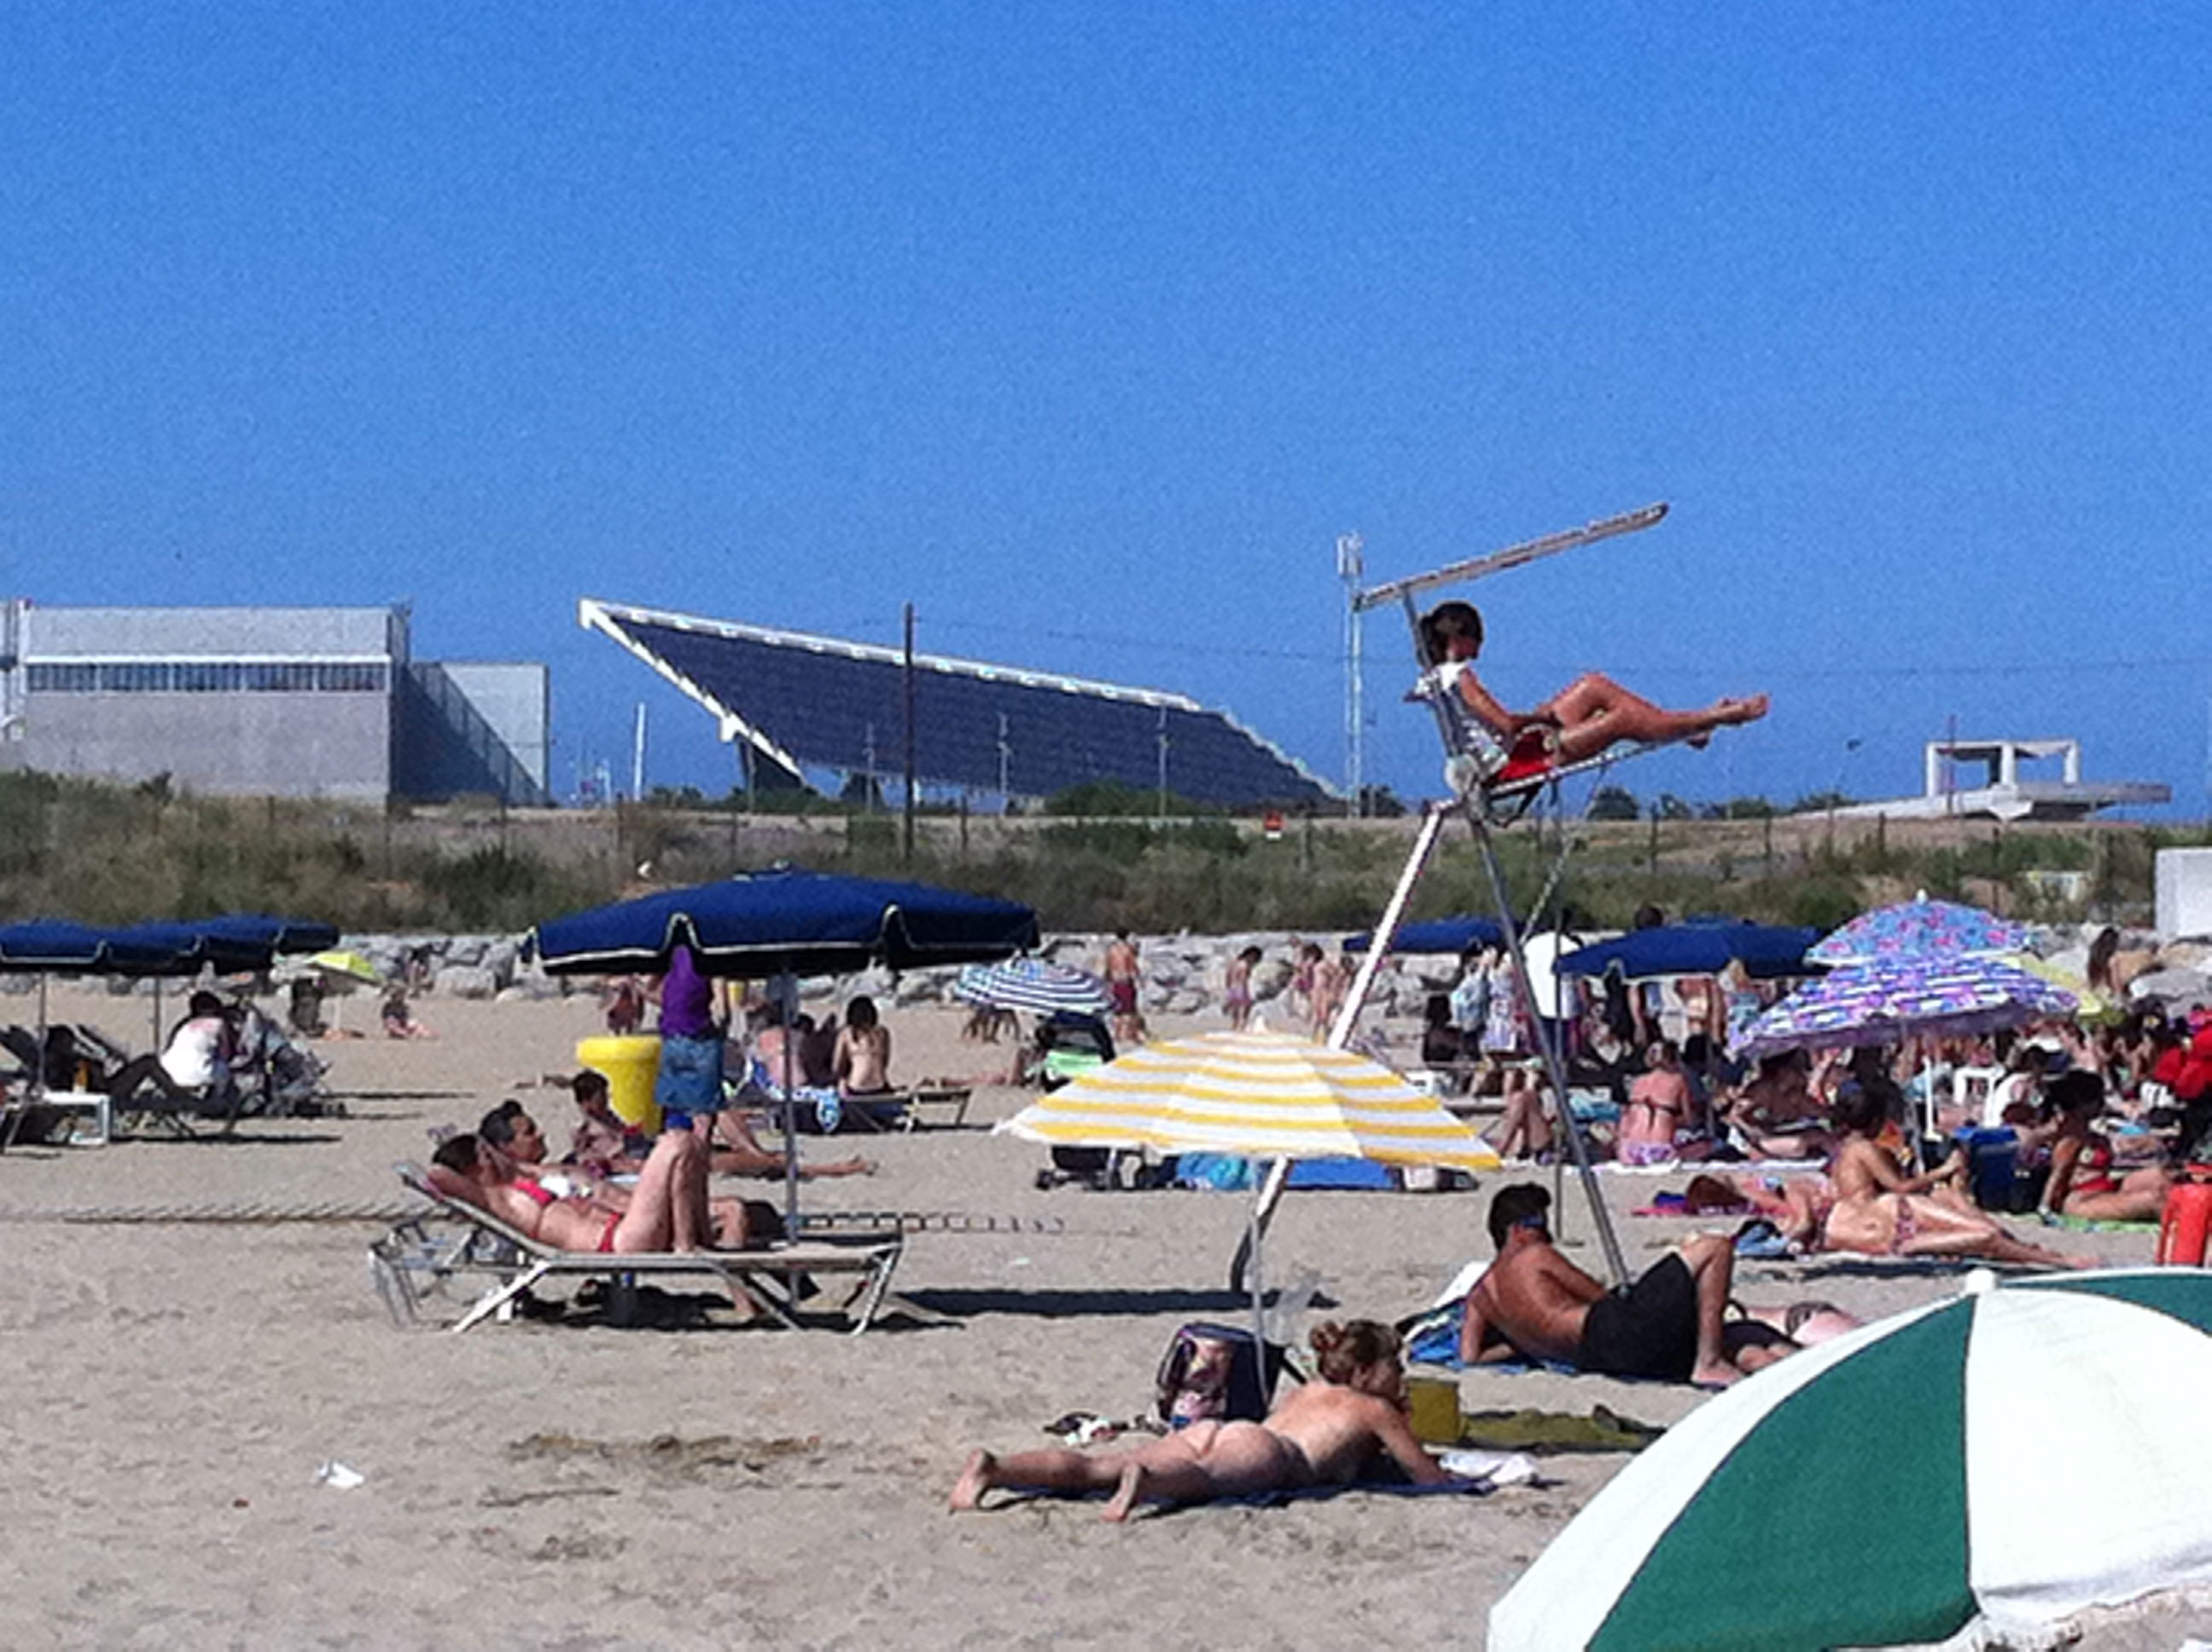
[1337,533,1365,817]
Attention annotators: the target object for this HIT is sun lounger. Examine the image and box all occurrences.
[375,1163,914,1335]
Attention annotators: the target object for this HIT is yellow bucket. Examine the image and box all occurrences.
[1406,1373,1460,1446]
[575,1034,663,1134]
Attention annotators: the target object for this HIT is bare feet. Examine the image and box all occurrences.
[1691,1359,1743,1391]
[949,1450,996,1512]
[1101,1462,1147,1523]
[1716,695,1768,725]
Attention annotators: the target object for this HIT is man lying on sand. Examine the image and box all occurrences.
[950,1319,1452,1521]
[1458,1184,1856,1387]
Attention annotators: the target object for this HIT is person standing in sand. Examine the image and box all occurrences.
[1417,600,1767,771]
[1222,945,1262,1032]
[949,1319,1452,1521]
[1103,929,1144,1045]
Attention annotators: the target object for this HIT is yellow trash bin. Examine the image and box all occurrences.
[576,1034,663,1134]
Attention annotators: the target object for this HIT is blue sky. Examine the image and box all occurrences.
[6,6,2209,815]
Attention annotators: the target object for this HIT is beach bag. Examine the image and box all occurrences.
[1155,1322,1268,1428]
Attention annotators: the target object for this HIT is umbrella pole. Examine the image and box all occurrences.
[1467,809,1628,1285]
[1237,804,1452,1289]
[781,1018,800,1236]
[33,976,49,1100]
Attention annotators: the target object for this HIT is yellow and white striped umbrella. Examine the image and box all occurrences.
[998,1030,1499,1172]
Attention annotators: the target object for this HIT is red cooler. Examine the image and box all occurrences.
[2157,1177,2212,1266]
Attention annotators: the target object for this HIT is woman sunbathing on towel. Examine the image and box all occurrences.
[1417,601,1767,771]
[1820,1083,2086,1269]
[949,1319,1452,1521]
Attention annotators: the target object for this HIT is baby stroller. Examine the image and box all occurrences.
[1031,1013,1164,1190]
[231,1005,336,1117]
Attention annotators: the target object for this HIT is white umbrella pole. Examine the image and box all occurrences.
[1242,803,1452,1285]
[32,976,49,1100]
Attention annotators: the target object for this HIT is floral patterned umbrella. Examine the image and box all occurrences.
[1730,955,2077,1062]
[1806,897,2036,968]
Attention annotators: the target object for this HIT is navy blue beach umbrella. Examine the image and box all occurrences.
[527,865,1039,980]
[1342,915,1508,956]
[0,920,177,973]
[202,912,341,956]
[1556,921,1822,982]
[529,865,1037,1226]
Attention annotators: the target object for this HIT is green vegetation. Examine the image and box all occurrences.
[0,769,2197,935]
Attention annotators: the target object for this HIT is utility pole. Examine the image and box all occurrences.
[1155,706,1171,819]
[1337,532,1364,817]
[902,602,917,865]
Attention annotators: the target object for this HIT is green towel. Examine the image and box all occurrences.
[1455,1404,1666,1454]
[2040,1211,2158,1234]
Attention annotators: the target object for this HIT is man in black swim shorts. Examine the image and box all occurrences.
[1458,1184,1753,1388]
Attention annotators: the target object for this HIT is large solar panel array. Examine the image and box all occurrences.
[583,600,1334,808]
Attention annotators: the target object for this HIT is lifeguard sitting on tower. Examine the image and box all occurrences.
[1416,600,1768,793]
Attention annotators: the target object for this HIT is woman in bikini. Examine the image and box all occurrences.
[430,1126,718,1254]
[2042,1068,2174,1224]
[833,996,895,1098]
[1618,1039,1698,1166]
[949,1320,1452,1521]
[1417,600,1767,771]
[1820,1082,2085,1268]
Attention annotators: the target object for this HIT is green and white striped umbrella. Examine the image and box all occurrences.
[1491,1269,2212,1652]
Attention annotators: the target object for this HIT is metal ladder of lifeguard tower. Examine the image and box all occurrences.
[1242,503,1673,1292]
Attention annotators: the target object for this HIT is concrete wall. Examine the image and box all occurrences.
[3,602,402,800]
[24,605,400,660]
[438,662,549,791]
[2157,849,2212,939]
[7,690,393,800]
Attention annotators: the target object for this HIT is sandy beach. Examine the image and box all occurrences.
[2,986,2202,1651]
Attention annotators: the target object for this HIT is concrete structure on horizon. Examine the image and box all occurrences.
[0,600,550,807]
[1831,736,2169,823]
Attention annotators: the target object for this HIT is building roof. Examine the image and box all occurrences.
[580,598,1335,807]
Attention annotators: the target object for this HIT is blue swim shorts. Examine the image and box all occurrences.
[654,1032,726,1118]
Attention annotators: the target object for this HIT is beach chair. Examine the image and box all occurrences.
[373,1164,915,1335]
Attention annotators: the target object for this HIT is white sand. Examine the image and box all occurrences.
[0,986,2199,1650]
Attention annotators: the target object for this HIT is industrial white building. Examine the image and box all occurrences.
[0,600,550,806]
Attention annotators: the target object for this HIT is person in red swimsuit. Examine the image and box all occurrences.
[1417,601,1768,773]
[431,1124,724,1254]
[2042,1069,2174,1224]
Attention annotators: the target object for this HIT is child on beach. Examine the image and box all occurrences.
[949,1319,1452,1521]
[1223,946,1261,1032]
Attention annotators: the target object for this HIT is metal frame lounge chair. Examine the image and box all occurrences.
[373,1163,916,1335]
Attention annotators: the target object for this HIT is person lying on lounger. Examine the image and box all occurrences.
[470,1105,780,1249]
[949,1318,1452,1521]
[1458,1184,1852,1388]
[1417,601,1767,773]
[430,1126,728,1254]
